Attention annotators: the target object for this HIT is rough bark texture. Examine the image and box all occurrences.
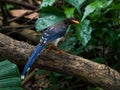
[10,22,40,44]
[0,33,120,90]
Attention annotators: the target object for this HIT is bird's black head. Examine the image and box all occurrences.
[65,18,80,25]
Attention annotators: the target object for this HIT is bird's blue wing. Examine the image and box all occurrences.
[40,24,66,44]
[21,22,67,79]
[21,44,45,79]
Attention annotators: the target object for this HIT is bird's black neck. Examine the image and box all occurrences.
[64,18,75,26]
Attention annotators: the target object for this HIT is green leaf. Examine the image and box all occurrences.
[35,15,66,31]
[65,25,71,34]
[0,87,22,90]
[0,78,21,87]
[76,20,92,46]
[6,4,14,10]
[109,3,120,10]
[0,60,22,90]
[81,0,113,21]
[59,36,77,51]
[64,0,85,13]
[105,30,119,46]
[39,7,64,17]
[40,0,56,9]
[49,72,56,83]
[64,8,75,18]
[52,72,62,77]
[34,69,46,74]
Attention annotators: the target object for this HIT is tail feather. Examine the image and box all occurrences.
[21,44,45,79]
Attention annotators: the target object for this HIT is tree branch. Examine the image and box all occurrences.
[0,0,37,10]
[0,33,120,90]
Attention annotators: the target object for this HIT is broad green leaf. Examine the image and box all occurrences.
[39,7,64,17]
[64,0,85,13]
[0,60,20,80]
[81,0,113,21]
[109,3,120,10]
[64,8,75,18]
[76,20,92,46]
[40,0,55,9]
[59,36,77,51]
[0,78,21,87]
[35,15,66,31]
[6,4,14,10]
[0,87,22,90]
[0,60,22,90]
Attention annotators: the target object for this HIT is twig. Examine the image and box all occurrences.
[0,0,37,10]
[1,24,34,29]
[9,8,39,22]
[22,68,39,85]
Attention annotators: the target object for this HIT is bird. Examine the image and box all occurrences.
[21,18,79,79]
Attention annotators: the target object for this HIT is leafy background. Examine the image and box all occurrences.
[35,0,120,89]
[0,0,120,90]
[36,0,120,69]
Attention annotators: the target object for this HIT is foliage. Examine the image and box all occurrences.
[36,15,65,31]
[81,0,113,21]
[35,0,92,46]
[35,0,120,59]
[64,7,75,18]
[64,0,85,13]
[1,0,120,89]
[75,20,92,46]
[6,4,14,10]
[35,0,120,89]
[0,60,22,90]
[40,0,56,9]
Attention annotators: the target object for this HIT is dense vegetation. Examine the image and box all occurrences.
[0,0,120,90]
[36,0,120,70]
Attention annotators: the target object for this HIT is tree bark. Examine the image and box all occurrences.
[0,33,120,90]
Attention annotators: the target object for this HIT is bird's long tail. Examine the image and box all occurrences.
[21,44,45,79]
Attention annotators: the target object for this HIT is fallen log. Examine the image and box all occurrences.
[0,33,120,90]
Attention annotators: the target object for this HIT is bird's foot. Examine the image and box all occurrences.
[54,46,64,54]
[47,44,64,54]
[56,50,64,54]
[47,45,52,51]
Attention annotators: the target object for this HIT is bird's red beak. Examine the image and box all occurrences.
[71,20,80,24]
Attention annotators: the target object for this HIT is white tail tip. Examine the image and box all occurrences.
[21,75,25,79]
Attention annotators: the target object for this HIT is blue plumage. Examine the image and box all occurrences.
[21,19,79,79]
[21,44,45,79]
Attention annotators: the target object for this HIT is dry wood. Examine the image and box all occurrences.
[0,0,37,10]
[3,22,40,44]
[0,33,120,90]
